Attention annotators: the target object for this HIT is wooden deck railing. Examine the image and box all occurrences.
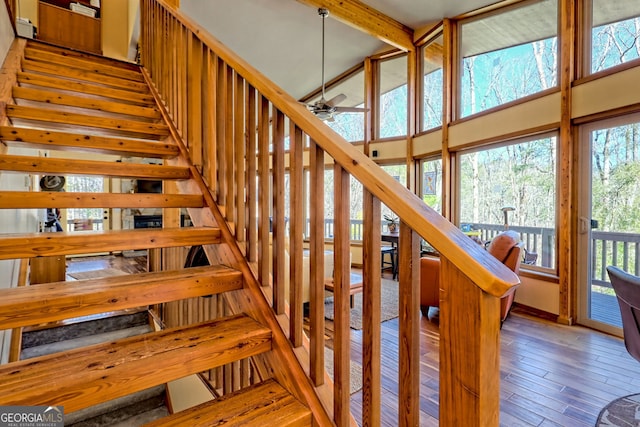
[139,1,520,425]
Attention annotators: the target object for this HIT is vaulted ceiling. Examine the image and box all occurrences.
[179,0,501,103]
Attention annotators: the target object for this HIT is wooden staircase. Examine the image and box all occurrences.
[0,40,314,426]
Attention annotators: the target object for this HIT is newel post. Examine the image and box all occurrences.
[439,257,501,426]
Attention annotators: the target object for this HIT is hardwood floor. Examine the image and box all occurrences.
[346,309,636,427]
[65,253,148,280]
[68,256,636,426]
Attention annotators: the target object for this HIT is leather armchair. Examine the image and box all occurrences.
[420,230,523,323]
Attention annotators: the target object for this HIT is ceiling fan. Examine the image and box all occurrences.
[304,8,367,122]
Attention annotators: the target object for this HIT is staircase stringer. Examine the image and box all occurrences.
[141,68,334,427]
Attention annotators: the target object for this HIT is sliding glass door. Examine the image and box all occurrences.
[577,114,640,334]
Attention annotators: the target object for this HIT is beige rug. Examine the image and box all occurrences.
[324,347,363,394]
[325,278,399,330]
[67,268,129,281]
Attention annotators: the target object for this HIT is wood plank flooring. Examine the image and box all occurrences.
[67,256,636,426]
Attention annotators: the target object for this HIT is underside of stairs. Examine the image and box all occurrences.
[0,39,316,426]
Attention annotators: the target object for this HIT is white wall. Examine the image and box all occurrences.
[0,0,15,62]
[0,147,39,362]
[0,147,41,292]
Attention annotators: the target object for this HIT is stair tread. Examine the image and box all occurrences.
[12,86,161,120]
[0,227,221,260]
[17,71,156,106]
[21,325,153,359]
[0,126,179,158]
[21,58,150,93]
[0,265,242,330]
[0,191,204,209]
[23,46,146,82]
[0,153,190,179]
[6,104,169,137]
[26,41,141,73]
[0,314,272,413]
[144,379,311,427]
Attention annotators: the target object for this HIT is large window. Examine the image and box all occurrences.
[420,158,442,213]
[380,164,407,229]
[421,34,444,132]
[379,55,407,139]
[459,134,557,269]
[324,69,365,142]
[459,0,558,118]
[589,0,640,74]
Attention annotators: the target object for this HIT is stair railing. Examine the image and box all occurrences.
[140,1,520,425]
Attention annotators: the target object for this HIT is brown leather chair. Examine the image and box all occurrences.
[420,230,523,323]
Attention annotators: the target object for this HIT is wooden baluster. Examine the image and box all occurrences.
[362,190,381,426]
[333,163,351,426]
[234,73,245,241]
[216,60,227,209]
[188,35,203,169]
[246,84,257,263]
[289,123,304,347]
[203,50,218,196]
[178,24,187,139]
[397,223,420,427]
[225,66,235,226]
[439,257,501,426]
[309,139,325,386]
[272,108,286,315]
[257,95,270,287]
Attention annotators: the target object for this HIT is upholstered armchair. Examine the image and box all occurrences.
[420,230,524,323]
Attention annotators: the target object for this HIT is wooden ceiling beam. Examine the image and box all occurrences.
[296,0,415,51]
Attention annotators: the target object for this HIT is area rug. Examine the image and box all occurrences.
[596,393,640,426]
[325,278,399,330]
[67,268,129,281]
[324,347,363,394]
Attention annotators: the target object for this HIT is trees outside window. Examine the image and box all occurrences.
[379,55,408,139]
[459,0,558,118]
[590,0,640,74]
[421,34,444,131]
[66,176,104,231]
[380,164,407,226]
[459,135,557,269]
[420,158,442,213]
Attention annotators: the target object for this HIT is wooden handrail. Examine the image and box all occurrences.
[144,0,518,298]
[140,1,521,425]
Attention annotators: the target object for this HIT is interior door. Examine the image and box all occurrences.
[577,114,640,335]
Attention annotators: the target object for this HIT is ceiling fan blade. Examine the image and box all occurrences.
[334,106,369,113]
[325,93,347,107]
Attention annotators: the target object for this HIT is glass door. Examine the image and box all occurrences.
[577,114,640,334]
[65,176,110,232]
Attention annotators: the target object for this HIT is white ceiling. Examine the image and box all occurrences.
[179,0,502,102]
